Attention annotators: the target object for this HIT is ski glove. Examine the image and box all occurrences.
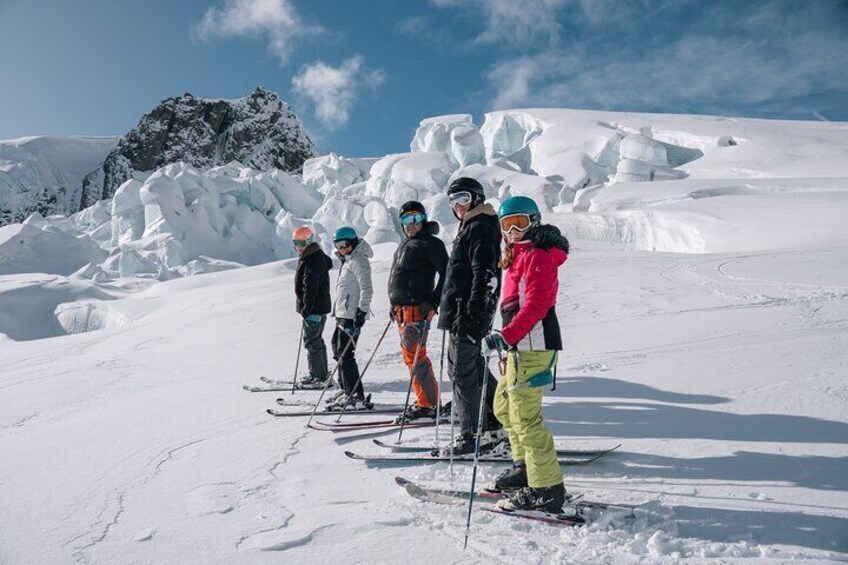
[354,308,367,328]
[305,314,322,323]
[421,301,437,321]
[481,330,507,357]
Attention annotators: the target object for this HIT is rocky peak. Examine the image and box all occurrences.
[80,88,315,206]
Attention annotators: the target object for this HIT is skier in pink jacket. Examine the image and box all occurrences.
[481,195,576,518]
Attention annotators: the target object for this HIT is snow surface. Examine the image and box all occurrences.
[0,136,118,222]
[1,108,847,564]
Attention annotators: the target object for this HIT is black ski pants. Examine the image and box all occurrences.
[332,318,363,398]
[447,332,500,437]
[302,316,328,381]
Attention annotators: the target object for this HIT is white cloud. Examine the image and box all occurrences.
[192,0,324,65]
[292,56,385,130]
[395,15,431,36]
[481,1,848,116]
[432,0,566,49]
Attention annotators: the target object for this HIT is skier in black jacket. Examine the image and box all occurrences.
[435,177,505,456]
[293,226,333,389]
[388,201,449,423]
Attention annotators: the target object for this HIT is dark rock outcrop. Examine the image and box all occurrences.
[80,87,315,206]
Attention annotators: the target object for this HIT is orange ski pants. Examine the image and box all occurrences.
[394,305,438,408]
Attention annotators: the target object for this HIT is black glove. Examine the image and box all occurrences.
[421,302,437,321]
[354,308,367,328]
[453,314,487,343]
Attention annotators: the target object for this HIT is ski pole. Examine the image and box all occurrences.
[396,321,427,444]
[290,322,305,395]
[334,319,392,422]
[463,348,495,550]
[306,324,357,428]
[449,376,456,477]
[434,330,446,447]
[552,357,557,392]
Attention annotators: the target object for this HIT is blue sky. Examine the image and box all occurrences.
[1,0,846,157]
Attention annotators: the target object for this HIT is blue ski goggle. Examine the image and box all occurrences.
[400,212,426,227]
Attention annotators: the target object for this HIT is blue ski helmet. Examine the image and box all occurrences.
[498,196,540,219]
[333,226,358,242]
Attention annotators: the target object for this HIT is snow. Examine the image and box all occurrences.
[0,135,118,222]
[1,107,847,564]
[0,161,323,281]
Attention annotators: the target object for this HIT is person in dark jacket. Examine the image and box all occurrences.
[434,177,505,456]
[292,226,333,389]
[388,201,449,423]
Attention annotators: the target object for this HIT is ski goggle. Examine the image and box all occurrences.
[292,238,311,248]
[334,240,352,251]
[500,213,533,234]
[448,191,473,207]
[400,212,426,227]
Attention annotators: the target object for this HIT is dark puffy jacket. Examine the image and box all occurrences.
[438,203,502,341]
[388,221,449,307]
[295,242,333,316]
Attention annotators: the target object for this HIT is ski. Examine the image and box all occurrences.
[309,418,441,430]
[394,476,637,511]
[243,383,333,393]
[266,407,399,418]
[479,506,587,527]
[344,450,609,465]
[261,376,291,385]
[276,398,405,411]
[372,439,621,457]
[243,385,293,393]
[242,376,334,393]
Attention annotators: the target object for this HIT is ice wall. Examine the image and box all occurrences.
[2,161,323,280]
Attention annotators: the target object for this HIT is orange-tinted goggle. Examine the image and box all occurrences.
[500,213,532,234]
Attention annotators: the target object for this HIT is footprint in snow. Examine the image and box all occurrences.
[132,528,156,542]
[184,484,237,516]
[240,525,333,552]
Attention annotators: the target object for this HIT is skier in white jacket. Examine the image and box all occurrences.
[328,226,373,409]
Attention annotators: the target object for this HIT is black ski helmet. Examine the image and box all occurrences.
[399,200,426,217]
[448,177,485,200]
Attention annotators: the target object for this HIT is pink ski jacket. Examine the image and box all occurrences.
[500,225,569,350]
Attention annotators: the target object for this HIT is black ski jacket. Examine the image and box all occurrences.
[295,242,333,316]
[388,221,449,308]
[438,203,502,341]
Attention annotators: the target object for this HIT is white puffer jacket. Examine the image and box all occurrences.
[333,240,373,320]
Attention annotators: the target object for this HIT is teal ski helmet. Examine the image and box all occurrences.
[333,226,358,242]
[498,196,541,219]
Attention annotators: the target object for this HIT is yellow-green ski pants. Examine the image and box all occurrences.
[493,350,562,488]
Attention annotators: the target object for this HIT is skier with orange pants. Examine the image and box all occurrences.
[388,201,449,423]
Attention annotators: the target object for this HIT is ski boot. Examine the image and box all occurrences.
[324,388,346,405]
[469,428,510,458]
[348,393,374,411]
[485,461,528,493]
[431,433,476,457]
[327,392,373,412]
[496,483,583,521]
[394,404,436,424]
[298,375,331,390]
